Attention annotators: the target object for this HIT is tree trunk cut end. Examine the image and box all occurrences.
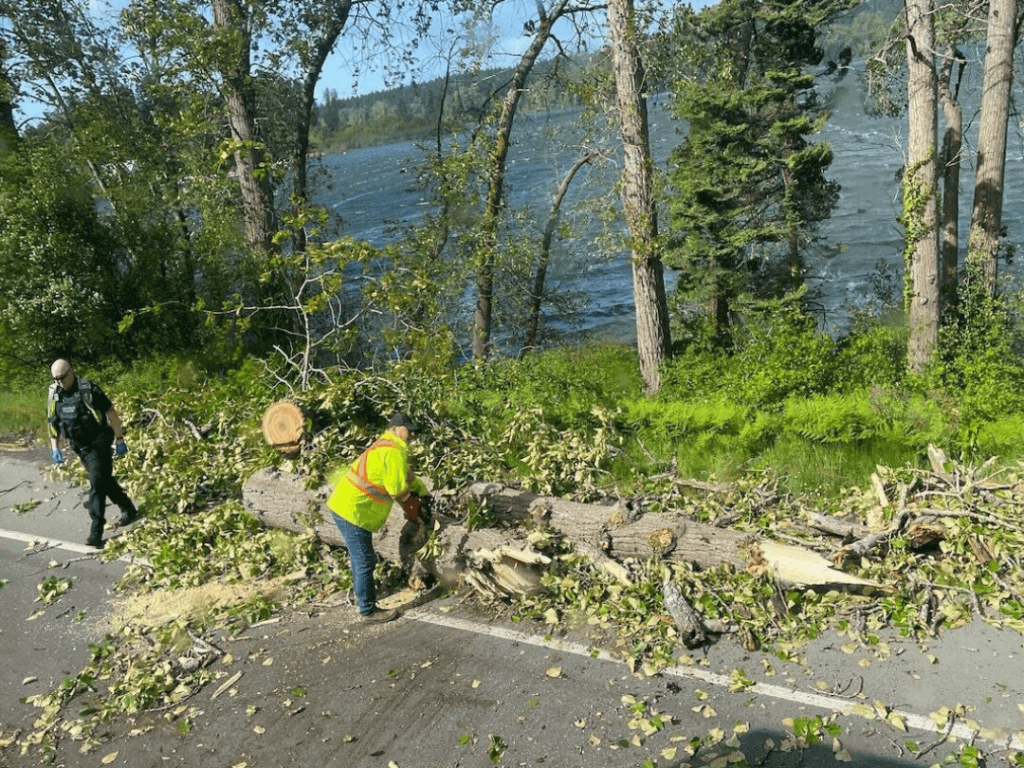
[261,401,306,456]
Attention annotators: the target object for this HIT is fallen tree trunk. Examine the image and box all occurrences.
[242,469,882,596]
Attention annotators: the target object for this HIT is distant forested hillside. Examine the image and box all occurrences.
[310,56,593,152]
[309,0,903,154]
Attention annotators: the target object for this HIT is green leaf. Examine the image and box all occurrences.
[488,734,506,765]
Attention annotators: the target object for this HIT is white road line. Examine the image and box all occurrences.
[410,609,1024,752]
[0,527,137,563]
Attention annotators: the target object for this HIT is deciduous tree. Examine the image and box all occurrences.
[903,0,940,373]
[522,151,600,357]
[0,143,122,362]
[608,0,670,394]
[210,0,277,254]
[966,0,1017,296]
[869,0,1016,368]
[468,0,579,360]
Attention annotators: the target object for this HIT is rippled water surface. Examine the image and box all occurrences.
[310,68,1024,345]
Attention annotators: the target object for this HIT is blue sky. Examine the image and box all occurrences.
[17,0,719,119]
[325,0,721,98]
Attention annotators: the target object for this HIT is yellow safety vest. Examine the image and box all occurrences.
[327,430,427,532]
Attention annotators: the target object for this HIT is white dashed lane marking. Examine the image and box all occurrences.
[0,527,137,562]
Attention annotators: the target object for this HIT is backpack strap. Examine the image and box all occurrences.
[76,379,106,425]
[46,383,60,439]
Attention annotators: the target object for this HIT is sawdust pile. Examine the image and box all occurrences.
[109,578,289,631]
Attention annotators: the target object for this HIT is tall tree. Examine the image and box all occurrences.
[869,0,1022,366]
[210,0,276,254]
[522,151,599,357]
[277,1,437,251]
[0,142,123,362]
[966,0,1017,296]
[469,0,578,360]
[937,42,966,311]
[909,0,937,372]
[903,0,940,373]
[0,0,209,358]
[662,0,849,343]
[284,0,356,253]
[608,0,670,394]
[867,0,990,331]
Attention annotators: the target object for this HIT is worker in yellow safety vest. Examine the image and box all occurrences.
[327,412,430,622]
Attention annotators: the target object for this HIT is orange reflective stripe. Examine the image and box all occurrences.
[343,439,399,503]
[343,469,390,503]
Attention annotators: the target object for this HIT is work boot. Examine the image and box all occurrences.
[359,606,398,623]
[85,535,104,549]
[118,506,140,527]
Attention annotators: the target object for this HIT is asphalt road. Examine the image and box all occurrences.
[2,447,1024,768]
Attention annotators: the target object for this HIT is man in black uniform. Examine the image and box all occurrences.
[47,359,139,549]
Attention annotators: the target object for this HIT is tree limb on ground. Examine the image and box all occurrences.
[241,469,883,602]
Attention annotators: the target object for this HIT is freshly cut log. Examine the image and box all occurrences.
[261,401,305,456]
[242,471,882,595]
[243,467,334,539]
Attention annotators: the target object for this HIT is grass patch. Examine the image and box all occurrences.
[0,385,47,441]
[749,437,916,498]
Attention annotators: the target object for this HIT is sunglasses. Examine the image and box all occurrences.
[53,372,72,384]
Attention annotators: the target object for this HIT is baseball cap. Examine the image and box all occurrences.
[387,412,420,433]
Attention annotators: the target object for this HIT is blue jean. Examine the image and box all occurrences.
[332,513,377,614]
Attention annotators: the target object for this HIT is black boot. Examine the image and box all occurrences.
[118,504,140,527]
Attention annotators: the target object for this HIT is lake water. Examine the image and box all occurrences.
[308,64,1024,347]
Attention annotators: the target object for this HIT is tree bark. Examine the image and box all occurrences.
[241,471,881,596]
[904,0,940,374]
[211,0,276,254]
[938,45,964,312]
[608,0,671,394]
[967,0,1017,296]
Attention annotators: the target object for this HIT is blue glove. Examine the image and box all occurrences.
[51,449,64,465]
[115,440,128,457]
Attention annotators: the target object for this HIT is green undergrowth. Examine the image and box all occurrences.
[0,388,43,439]
[11,314,1024,762]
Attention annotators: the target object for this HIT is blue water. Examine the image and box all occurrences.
[309,67,1024,346]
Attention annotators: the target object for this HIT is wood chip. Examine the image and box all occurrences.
[211,671,243,700]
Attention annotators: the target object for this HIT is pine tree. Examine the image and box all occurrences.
[663,0,852,343]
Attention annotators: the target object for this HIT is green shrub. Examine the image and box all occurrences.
[937,285,1024,411]
[729,318,838,407]
[969,415,1024,460]
[663,302,839,408]
[834,315,907,390]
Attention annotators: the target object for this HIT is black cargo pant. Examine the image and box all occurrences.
[76,440,135,540]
